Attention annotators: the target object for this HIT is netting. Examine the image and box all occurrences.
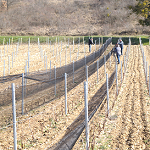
[0,37,132,150]
[50,69,116,150]
[50,39,132,150]
[0,38,112,128]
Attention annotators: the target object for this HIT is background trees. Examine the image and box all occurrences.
[129,0,150,26]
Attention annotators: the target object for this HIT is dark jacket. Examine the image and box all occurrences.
[89,39,94,45]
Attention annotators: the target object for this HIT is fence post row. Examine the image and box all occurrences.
[140,37,150,93]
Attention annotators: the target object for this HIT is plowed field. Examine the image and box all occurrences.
[0,44,150,150]
[73,45,150,150]
[110,45,150,149]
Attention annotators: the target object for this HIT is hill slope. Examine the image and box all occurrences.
[0,0,149,36]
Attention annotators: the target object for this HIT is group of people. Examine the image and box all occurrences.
[88,37,124,64]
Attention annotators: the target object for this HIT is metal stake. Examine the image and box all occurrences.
[54,66,56,96]
[97,60,99,83]
[22,73,24,115]
[116,64,118,95]
[84,81,89,150]
[73,61,74,83]
[65,73,67,115]
[106,73,109,115]
[12,83,17,150]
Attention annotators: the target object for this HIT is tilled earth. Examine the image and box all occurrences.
[0,43,113,149]
[72,45,150,150]
[110,45,150,149]
[0,44,150,150]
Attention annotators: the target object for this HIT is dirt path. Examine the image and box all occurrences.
[111,46,150,149]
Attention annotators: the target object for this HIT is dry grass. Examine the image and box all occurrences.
[0,0,150,36]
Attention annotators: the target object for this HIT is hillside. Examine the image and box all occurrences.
[0,0,150,36]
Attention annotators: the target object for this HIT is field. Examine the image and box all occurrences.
[73,45,150,149]
[0,38,150,150]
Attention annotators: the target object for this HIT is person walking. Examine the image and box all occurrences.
[119,39,123,55]
[113,43,121,64]
[89,37,94,52]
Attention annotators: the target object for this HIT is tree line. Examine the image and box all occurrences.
[129,0,150,26]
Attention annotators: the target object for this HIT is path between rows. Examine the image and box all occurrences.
[111,46,150,149]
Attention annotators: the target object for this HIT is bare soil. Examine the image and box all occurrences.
[0,43,112,149]
[0,44,150,150]
[73,45,150,149]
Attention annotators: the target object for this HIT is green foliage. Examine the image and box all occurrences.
[112,36,149,45]
[107,13,110,17]
[128,0,150,26]
[0,36,149,46]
